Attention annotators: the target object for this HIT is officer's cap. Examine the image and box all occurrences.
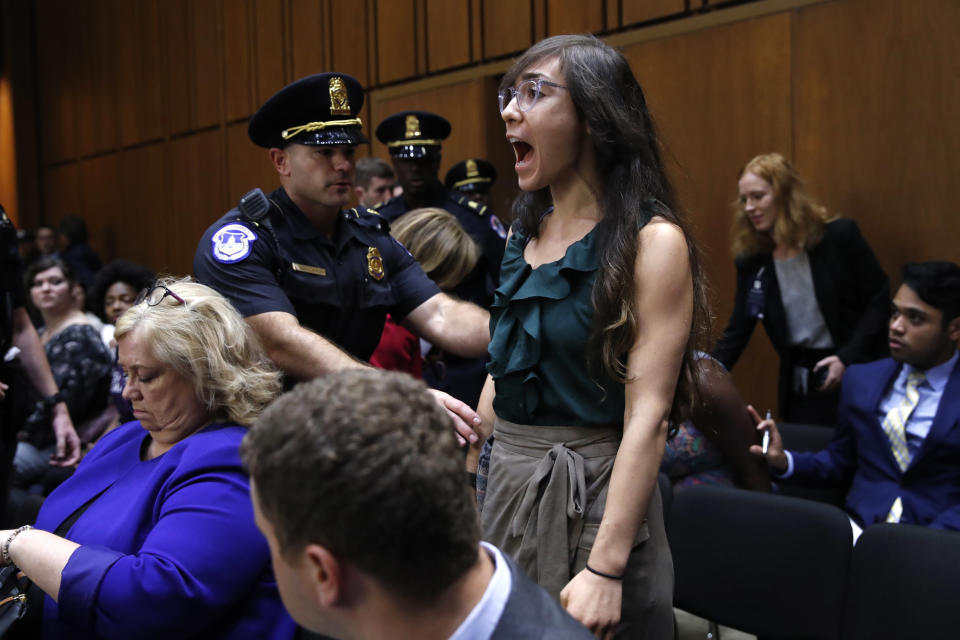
[248,73,368,148]
[375,111,450,160]
[445,158,497,193]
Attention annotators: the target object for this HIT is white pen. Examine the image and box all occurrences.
[761,410,772,454]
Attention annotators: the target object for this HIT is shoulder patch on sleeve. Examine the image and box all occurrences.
[211,223,258,263]
[490,214,507,239]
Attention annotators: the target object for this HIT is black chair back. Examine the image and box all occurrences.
[668,485,852,640]
[776,422,847,508]
[842,523,960,639]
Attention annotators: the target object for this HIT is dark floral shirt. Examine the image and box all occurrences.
[21,323,113,448]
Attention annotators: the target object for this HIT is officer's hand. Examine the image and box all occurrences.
[0,380,7,402]
[428,389,481,447]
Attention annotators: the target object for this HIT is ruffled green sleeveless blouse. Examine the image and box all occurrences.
[487,225,625,427]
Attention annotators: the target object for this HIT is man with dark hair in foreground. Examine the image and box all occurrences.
[242,369,593,640]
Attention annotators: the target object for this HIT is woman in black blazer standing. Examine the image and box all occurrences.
[713,153,889,426]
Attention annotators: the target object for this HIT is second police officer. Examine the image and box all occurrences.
[374,111,507,295]
[374,113,507,408]
[445,158,497,208]
[193,74,488,442]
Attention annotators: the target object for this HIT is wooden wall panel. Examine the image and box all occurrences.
[622,0,686,26]
[0,77,17,220]
[35,0,80,164]
[290,0,329,80]
[190,0,223,130]
[169,130,226,276]
[470,0,484,62]
[546,0,604,36]
[42,163,80,224]
[223,0,254,121]
[253,0,288,105]
[793,0,960,276]
[114,0,145,145]
[137,0,165,142]
[483,0,533,59]
[118,144,169,272]
[225,122,279,206]
[330,1,371,85]
[161,0,192,135]
[78,154,120,258]
[75,0,118,157]
[425,0,471,72]
[376,0,419,84]
[623,12,793,413]
[604,0,620,31]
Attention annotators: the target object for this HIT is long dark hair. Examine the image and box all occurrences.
[501,34,710,423]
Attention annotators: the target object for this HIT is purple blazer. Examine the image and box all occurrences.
[33,421,296,640]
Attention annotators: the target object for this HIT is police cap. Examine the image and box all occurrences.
[375,111,450,160]
[248,73,368,148]
[444,158,497,193]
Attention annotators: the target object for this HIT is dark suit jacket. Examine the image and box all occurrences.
[788,356,960,531]
[713,218,890,413]
[492,552,594,639]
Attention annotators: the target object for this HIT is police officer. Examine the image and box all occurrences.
[445,158,497,208]
[374,111,507,289]
[1,205,80,522]
[193,74,488,442]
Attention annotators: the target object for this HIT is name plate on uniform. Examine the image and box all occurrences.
[291,263,327,276]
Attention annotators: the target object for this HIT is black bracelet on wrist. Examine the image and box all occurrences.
[585,563,625,581]
[41,391,64,409]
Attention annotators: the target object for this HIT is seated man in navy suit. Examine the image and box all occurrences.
[242,368,592,640]
[753,261,960,532]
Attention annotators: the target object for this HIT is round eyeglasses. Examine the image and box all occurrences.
[498,78,568,113]
[135,284,184,307]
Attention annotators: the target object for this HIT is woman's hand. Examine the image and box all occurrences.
[50,404,82,467]
[560,569,622,639]
[813,355,845,391]
[427,389,480,447]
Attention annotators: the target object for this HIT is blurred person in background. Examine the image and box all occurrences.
[16,258,111,487]
[58,215,101,290]
[353,156,396,208]
[713,152,889,426]
[370,207,482,399]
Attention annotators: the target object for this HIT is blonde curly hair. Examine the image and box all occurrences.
[390,207,480,291]
[731,152,830,257]
[114,277,281,426]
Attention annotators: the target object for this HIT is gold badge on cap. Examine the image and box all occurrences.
[404,115,422,139]
[367,247,385,281]
[466,159,479,178]
[329,77,351,116]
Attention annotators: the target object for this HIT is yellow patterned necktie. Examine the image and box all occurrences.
[884,370,925,523]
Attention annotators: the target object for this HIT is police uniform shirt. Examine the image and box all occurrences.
[194,188,440,362]
[376,188,508,285]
